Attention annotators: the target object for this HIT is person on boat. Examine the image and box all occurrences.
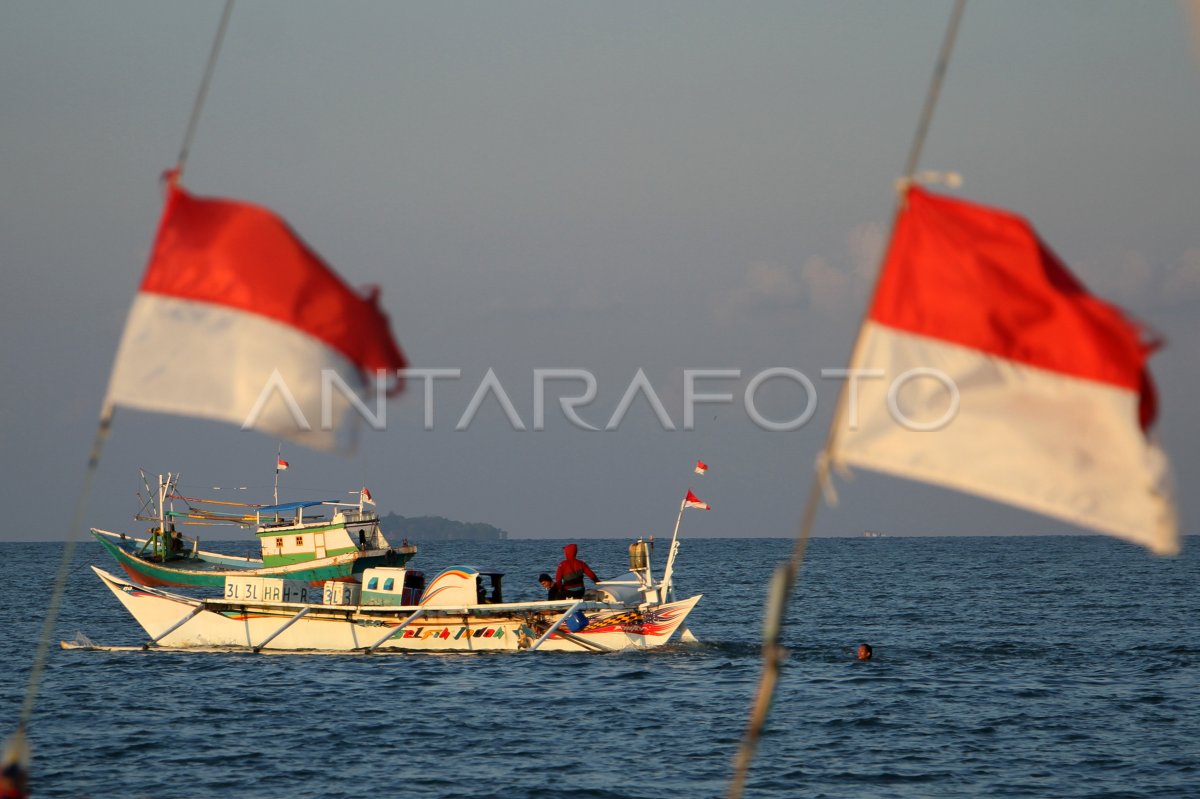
[857,643,873,661]
[538,573,565,600]
[553,544,599,599]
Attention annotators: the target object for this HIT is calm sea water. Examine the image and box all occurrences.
[1,535,1197,798]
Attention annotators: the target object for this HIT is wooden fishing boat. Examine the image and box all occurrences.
[88,485,705,653]
[93,473,416,588]
[88,493,706,654]
[89,562,701,653]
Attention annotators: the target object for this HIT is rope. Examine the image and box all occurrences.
[175,0,236,176]
[725,2,967,797]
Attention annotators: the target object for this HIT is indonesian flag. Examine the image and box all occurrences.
[684,489,711,510]
[276,458,289,472]
[104,175,407,451]
[829,186,1177,555]
[694,460,709,476]
[360,486,375,505]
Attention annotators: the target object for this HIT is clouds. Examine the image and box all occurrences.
[714,221,885,323]
[1162,249,1200,307]
[1080,246,1200,312]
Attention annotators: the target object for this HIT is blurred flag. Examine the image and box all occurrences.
[684,490,711,510]
[829,186,1177,555]
[276,458,289,472]
[694,460,709,476]
[360,486,375,505]
[0,728,29,799]
[104,174,407,452]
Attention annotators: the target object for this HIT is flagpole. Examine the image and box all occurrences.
[725,3,968,797]
[175,0,234,177]
[660,495,687,601]
[5,4,240,787]
[5,399,116,776]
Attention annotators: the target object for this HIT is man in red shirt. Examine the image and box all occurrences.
[554,543,600,599]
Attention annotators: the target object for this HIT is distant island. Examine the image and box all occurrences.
[379,512,508,542]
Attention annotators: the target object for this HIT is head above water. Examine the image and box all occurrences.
[857,643,873,661]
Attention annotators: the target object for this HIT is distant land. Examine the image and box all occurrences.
[379,512,508,543]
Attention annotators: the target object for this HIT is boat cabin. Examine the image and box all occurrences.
[418,567,504,607]
[360,567,426,606]
[254,500,392,567]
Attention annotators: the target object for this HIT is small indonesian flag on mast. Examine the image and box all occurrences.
[829,186,1178,555]
[684,489,711,510]
[694,460,709,476]
[360,486,375,506]
[103,174,407,452]
[276,458,289,472]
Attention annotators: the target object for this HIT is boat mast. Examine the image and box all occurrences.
[157,473,171,559]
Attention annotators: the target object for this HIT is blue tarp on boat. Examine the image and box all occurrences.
[255,500,333,514]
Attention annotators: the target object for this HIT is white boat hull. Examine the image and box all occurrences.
[91,567,701,653]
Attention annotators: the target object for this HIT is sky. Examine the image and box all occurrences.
[1,1,1198,545]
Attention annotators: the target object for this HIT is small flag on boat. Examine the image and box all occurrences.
[828,186,1177,555]
[684,489,711,510]
[360,486,375,505]
[103,173,408,452]
[694,460,709,476]
[276,458,289,472]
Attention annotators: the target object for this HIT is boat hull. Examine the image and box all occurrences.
[92,567,701,653]
[93,531,414,588]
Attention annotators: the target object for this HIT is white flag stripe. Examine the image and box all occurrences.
[832,322,1177,554]
[106,293,363,452]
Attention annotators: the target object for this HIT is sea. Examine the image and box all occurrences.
[1,535,1197,798]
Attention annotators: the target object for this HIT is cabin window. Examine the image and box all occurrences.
[275,538,283,548]
[295,536,304,546]
[383,578,395,591]
[367,577,378,590]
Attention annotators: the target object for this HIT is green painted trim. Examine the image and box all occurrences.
[261,545,357,567]
[93,531,415,589]
[255,522,346,538]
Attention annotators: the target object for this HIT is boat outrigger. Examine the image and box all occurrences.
[86,494,705,654]
[93,472,416,588]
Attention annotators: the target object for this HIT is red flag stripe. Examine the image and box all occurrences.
[140,179,407,389]
[870,187,1156,403]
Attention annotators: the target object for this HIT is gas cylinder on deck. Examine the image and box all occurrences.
[628,538,650,571]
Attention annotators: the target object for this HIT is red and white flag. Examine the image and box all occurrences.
[829,186,1177,555]
[276,458,289,472]
[694,460,709,476]
[684,489,711,510]
[104,175,407,451]
[360,486,375,506]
